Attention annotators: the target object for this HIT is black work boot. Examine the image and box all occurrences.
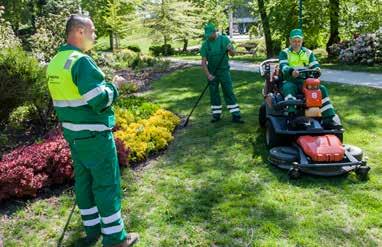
[232,115,244,123]
[322,115,343,130]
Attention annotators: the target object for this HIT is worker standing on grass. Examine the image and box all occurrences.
[46,14,138,247]
[200,23,244,123]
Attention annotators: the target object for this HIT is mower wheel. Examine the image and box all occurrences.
[269,147,298,162]
[259,102,267,128]
[345,145,363,161]
[355,165,370,180]
[266,121,283,148]
[288,167,301,179]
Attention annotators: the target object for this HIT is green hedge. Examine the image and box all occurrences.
[0,48,49,124]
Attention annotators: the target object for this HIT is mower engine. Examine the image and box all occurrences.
[303,78,322,118]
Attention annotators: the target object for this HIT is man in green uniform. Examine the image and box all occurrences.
[200,23,244,123]
[46,15,138,247]
[279,29,342,129]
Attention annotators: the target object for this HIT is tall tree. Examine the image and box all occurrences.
[256,0,273,57]
[82,0,138,51]
[326,0,340,57]
[144,0,202,50]
[103,0,135,51]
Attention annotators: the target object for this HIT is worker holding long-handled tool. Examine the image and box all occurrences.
[47,15,138,247]
[200,23,244,124]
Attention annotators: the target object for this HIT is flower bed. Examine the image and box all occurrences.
[114,96,180,163]
[115,109,180,163]
[0,96,180,201]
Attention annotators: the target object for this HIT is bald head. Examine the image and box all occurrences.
[65,14,96,52]
[66,14,91,37]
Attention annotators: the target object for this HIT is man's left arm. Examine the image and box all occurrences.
[308,51,320,69]
[72,56,119,114]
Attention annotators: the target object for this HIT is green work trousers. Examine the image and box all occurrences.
[281,79,336,117]
[64,130,127,246]
[209,69,241,118]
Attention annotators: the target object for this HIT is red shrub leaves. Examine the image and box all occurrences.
[115,138,130,168]
[0,130,73,201]
[0,129,130,202]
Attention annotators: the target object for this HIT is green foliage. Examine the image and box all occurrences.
[29,0,81,63]
[119,82,139,95]
[250,0,329,49]
[340,0,382,40]
[0,48,48,124]
[81,0,109,37]
[0,133,8,147]
[191,0,246,32]
[0,0,31,32]
[0,6,21,49]
[149,45,163,57]
[115,96,160,120]
[8,105,34,130]
[114,49,138,69]
[127,45,141,53]
[313,48,329,61]
[103,0,138,50]
[144,0,203,47]
[83,0,139,47]
[149,44,175,57]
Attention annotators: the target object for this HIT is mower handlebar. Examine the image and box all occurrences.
[274,99,305,110]
[259,59,279,76]
[296,68,321,79]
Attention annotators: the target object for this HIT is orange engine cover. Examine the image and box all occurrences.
[303,78,322,107]
[297,135,345,162]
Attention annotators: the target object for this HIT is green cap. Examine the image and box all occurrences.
[290,29,303,39]
[204,23,216,39]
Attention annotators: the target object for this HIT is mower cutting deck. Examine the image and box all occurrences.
[258,59,371,179]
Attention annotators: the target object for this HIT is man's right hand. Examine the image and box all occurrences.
[207,74,215,81]
[113,75,127,88]
[292,70,299,78]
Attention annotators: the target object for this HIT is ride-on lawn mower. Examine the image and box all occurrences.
[258,59,371,179]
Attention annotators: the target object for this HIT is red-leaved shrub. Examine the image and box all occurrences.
[0,129,130,202]
[115,138,130,167]
[0,129,73,201]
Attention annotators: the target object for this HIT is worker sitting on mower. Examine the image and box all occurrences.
[279,28,342,130]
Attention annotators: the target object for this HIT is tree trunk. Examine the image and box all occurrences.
[109,31,114,52]
[164,36,168,55]
[326,0,340,58]
[115,34,119,50]
[257,0,273,57]
[182,38,188,52]
[228,7,234,38]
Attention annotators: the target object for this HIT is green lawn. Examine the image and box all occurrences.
[1,68,382,246]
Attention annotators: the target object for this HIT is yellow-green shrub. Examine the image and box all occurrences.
[115,109,180,163]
